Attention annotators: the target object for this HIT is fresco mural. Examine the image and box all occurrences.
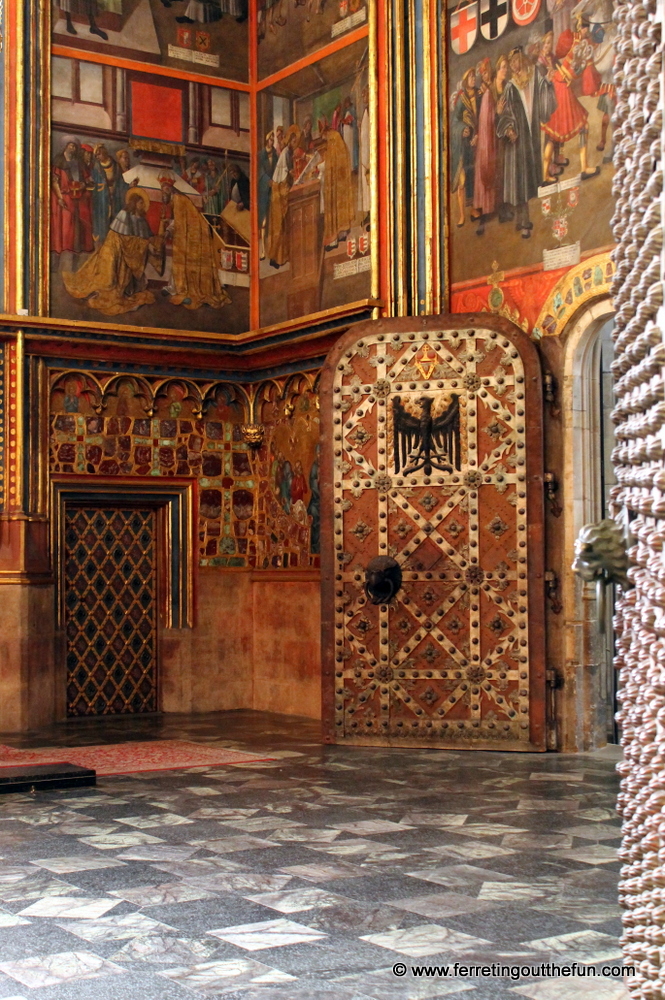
[258,0,367,80]
[258,381,321,560]
[50,61,250,333]
[447,0,616,284]
[52,0,248,82]
[258,39,371,326]
[49,372,321,569]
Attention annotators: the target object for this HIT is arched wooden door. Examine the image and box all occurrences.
[320,315,547,751]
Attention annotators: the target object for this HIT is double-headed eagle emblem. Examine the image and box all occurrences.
[392,395,461,476]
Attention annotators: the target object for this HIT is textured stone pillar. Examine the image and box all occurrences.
[609,0,664,994]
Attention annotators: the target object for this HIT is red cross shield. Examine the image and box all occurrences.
[450,2,478,55]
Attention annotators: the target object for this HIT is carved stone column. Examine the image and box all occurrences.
[609,0,665,994]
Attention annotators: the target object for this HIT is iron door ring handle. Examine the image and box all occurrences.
[364,556,403,606]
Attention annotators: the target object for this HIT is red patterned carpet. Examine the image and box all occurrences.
[0,740,274,775]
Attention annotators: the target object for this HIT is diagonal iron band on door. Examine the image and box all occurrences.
[320,315,546,751]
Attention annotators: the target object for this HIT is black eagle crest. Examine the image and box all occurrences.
[392,394,461,476]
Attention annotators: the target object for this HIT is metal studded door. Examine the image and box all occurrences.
[63,507,158,716]
[321,315,546,750]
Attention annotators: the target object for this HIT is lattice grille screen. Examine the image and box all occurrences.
[610,0,664,993]
[64,507,158,716]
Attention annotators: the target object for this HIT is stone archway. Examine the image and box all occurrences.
[559,297,616,749]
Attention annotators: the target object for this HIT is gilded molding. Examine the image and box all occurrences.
[532,252,615,340]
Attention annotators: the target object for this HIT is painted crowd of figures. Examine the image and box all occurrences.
[258,90,370,267]
[451,4,615,238]
[51,137,249,316]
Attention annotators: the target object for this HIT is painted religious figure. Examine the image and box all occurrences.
[50,64,251,334]
[258,386,320,566]
[258,40,371,327]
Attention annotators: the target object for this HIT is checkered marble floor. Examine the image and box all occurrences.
[0,711,626,1000]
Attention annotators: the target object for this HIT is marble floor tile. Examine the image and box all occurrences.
[360,923,490,958]
[219,816,306,833]
[18,895,120,919]
[478,881,552,902]
[523,929,623,964]
[558,824,622,840]
[77,795,129,805]
[529,772,585,782]
[0,865,50,884]
[335,967,475,998]
[531,896,622,924]
[0,876,80,902]
[576,808,618,822]
[268,828,343,844]
[188,834,278,852]
[108,882,216,906]
[517,798,580,812]
[459,823,528,838]
[116,812,194,828]
[298,897,406,936]
[304,838,397,855]
[159,957,295,995]
[0,950,125,988]
[0,711,623,1000]
[206,917,328,951]
[425,841,517,860]
[29,856,127,874]
[14,810,94,827]
[553,845,619,865]
[57,912,176,942]
[78,832,164,849]
[388,891,497,918]
[115,843,199,861]
[562,868,620,892]
[502,833,574,850]
[332,820,415,835]
[244,887,347,913]
[0,910,30,927]
[400,813,469,827]
[317,795,380,809]
[407,865,516,888]
[278,861,366,881]
[150,858,248,878]
[186,806,260,820]
[111,935,217,965]
[216,983,373,1000]
[49,823,120,836]
[510,978,630,1000]
[184,872,293,892]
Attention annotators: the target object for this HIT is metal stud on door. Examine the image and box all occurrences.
[320,316,546,750]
